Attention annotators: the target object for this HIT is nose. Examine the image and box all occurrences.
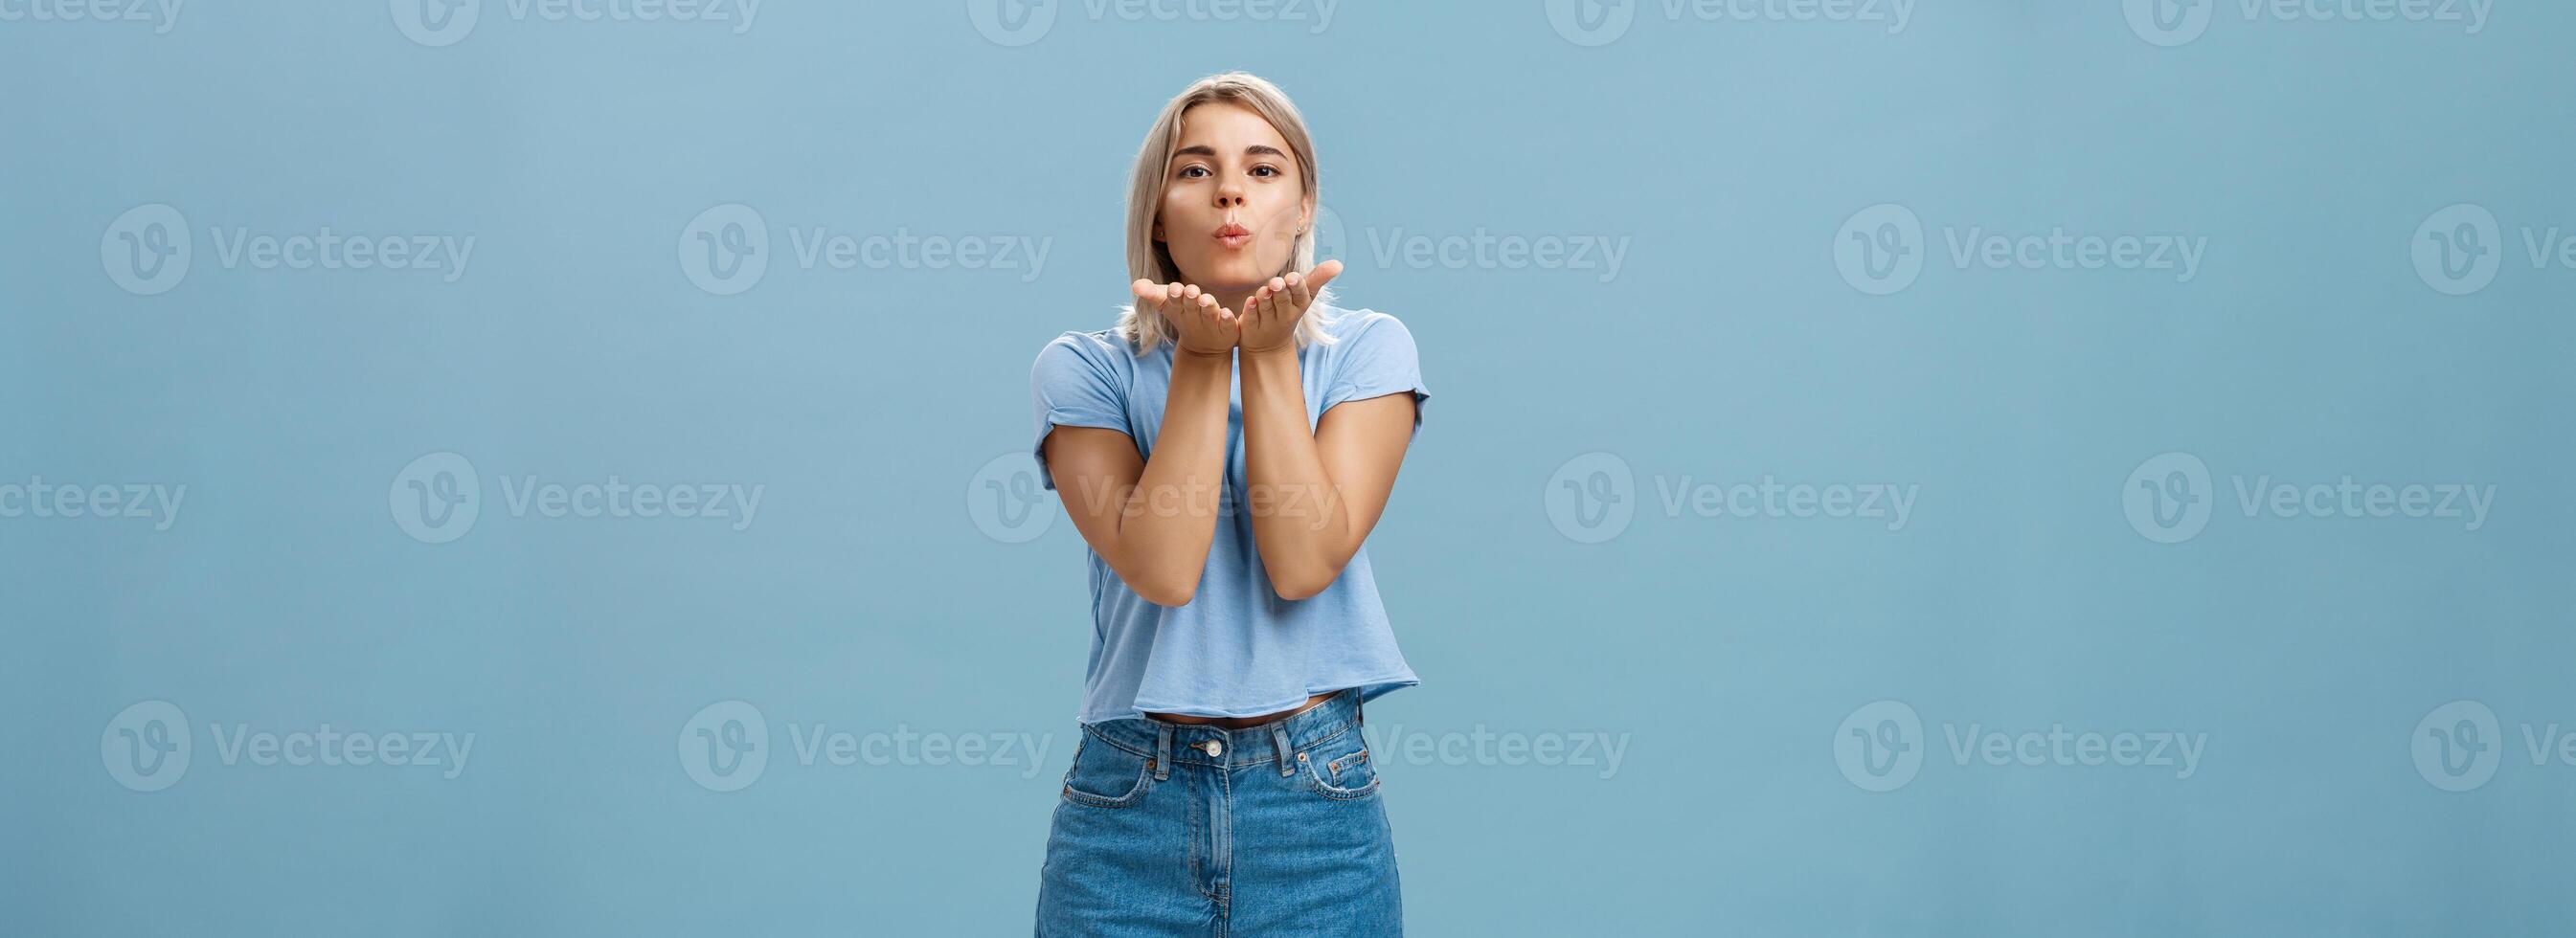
[1213,176,1246,209]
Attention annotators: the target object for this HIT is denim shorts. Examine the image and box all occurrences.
[1033,687,1403,936]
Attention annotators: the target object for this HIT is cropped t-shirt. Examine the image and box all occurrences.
[1028,303,1427,726]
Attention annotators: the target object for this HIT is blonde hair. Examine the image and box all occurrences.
[1115,72,1339,353]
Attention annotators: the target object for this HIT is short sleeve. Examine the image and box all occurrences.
[1029,334,1131,492]
[1321,313,1429,441]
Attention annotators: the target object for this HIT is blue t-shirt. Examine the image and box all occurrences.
[1029,303,1427,726]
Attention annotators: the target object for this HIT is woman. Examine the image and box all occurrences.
[1028,72,1428,935]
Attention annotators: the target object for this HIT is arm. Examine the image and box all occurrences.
[1232,261,1417,600]
[1042,282,1242,607]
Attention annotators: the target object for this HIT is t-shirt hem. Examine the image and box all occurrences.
[1107,672,1420,725]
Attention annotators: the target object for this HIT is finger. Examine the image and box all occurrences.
[1283,270,1310,310]
[1301,259,1343,296]
[1132,279,1162,304]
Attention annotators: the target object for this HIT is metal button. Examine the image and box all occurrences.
[1201,740,1223,756]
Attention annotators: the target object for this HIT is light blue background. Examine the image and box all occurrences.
[6,2,2571,934]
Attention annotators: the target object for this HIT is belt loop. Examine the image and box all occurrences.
[1273,724,1296,776]
[1155,723,1172,781]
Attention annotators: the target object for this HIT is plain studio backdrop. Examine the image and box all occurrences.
[6,2,2571,935]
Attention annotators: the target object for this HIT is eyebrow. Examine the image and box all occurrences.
[1171,144,1289,162]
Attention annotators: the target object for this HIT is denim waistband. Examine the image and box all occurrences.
[1082,688,1367,779]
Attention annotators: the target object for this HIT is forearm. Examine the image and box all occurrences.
[1238,346,1356,598]
[1111,348,1233,600]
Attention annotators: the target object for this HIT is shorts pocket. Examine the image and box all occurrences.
[1061,729,1153,809]
[1295,726,1381,801]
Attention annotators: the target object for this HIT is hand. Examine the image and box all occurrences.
[1134,279,1240,356]
[1236,259,1342,354]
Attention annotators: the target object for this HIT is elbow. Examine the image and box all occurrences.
[1127,564,1205,608]
[1271,567,1340,602]
[1141,583,1198,607]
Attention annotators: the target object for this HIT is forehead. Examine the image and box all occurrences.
[1174,100,1286,149]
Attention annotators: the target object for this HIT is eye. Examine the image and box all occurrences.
[1252,165,1280,178]
[1178,165,1210,179]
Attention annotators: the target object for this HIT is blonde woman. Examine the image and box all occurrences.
[1029,72,1427,934]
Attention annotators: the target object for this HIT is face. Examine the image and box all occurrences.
[1154,101,1311,299]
